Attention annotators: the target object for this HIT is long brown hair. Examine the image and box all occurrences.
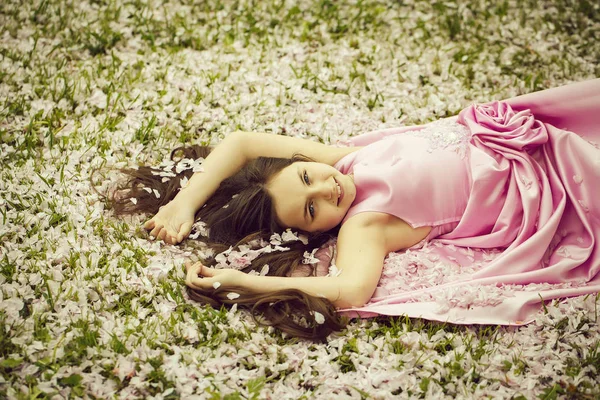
[96,145,348,341]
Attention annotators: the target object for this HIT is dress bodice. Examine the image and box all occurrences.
[334,119,472,234]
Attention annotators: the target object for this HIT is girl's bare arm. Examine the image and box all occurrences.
[240,216,393,308]
[187,212,430,308]
[146,132,361,243]
[177,131,361,211]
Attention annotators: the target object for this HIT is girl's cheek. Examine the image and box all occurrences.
[326,208,342,227]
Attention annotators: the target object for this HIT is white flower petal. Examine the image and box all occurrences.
[227,292,240,300]
[314,311,325,324]
[180,176,189,188]
[259,264,269,276]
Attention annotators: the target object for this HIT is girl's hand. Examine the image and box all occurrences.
[184,261,244,290]
[144,199,196,245]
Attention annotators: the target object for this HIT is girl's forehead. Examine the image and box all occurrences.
[269,165,301,196]
[267,166,308,230]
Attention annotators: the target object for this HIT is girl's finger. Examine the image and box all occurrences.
[185,275,202,289]
[185,262,202,278]
[185,266,197,287]
[157,229,167,242]
[165,226,178,244]
[144,219,155,230]
[187,277,205,289]
[186,269,210,289]
[187,262,206,278]
[184,263,195,277]
[149,224,163,238]
[197,264,217,278]
[184,261,197,271]
[192,276,212,288]
[179,222,193,241]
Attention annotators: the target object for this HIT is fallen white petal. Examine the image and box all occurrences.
[180,176,189,188]
[314,311,325,324]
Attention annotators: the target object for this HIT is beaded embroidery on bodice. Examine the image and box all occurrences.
[404,118,471,159]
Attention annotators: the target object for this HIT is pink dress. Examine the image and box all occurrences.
[331,79,600,325]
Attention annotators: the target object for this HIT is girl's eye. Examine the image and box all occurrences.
[303,170,310,185]
[308,201,315,218]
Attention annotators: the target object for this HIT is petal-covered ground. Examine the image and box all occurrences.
[1,0,599,398]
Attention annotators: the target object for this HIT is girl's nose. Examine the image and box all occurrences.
[311,180,334,201]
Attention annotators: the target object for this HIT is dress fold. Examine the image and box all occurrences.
[336,80,600,325]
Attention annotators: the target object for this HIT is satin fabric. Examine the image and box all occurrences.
[335,121,471,229]
[333,79,600,325]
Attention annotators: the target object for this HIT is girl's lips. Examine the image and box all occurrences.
[338,177,344,205]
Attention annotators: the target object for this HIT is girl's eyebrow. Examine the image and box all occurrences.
[296,167,309,224]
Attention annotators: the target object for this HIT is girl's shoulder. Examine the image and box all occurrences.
[340,211,431,252]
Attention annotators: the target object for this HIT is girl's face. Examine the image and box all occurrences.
[267,161,356,233]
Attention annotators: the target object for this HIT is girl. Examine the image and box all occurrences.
[110,79,600,341]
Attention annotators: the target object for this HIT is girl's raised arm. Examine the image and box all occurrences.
[145,131,360,244]
[234,131,360,167]
[183,131,359,212]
